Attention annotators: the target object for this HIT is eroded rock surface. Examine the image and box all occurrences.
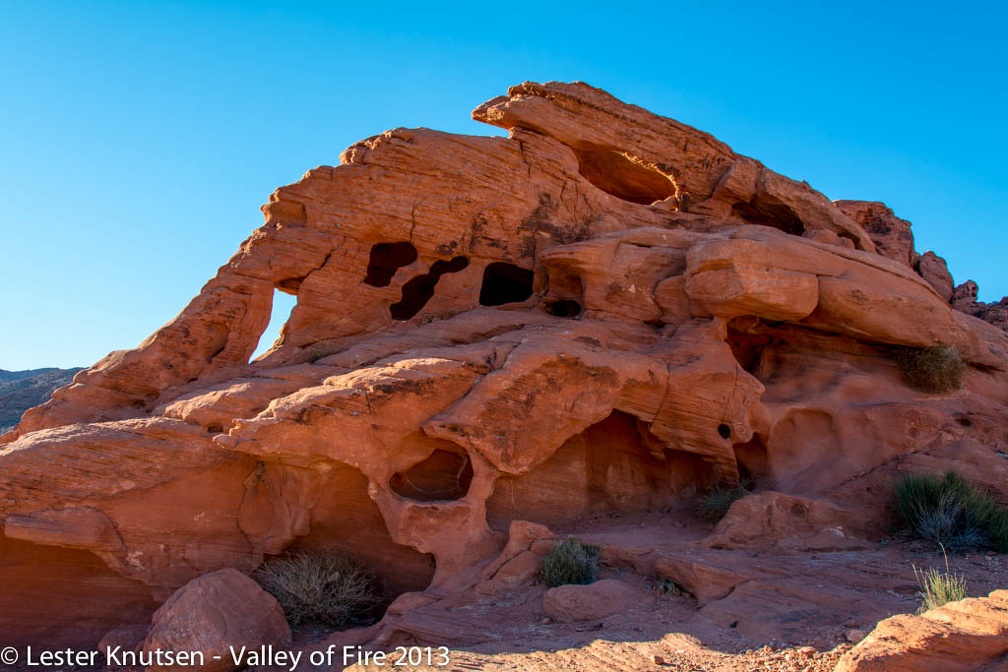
[1,81,1006,650]
[834,590,1008,672]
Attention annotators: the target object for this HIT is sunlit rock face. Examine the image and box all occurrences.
[2,81,1006,645]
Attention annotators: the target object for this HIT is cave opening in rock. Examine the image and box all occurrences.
[390,256,470,321]
[731,195,806,235]
[390,448,474,502]
[250,288,298,362]
[545,298,583,318]
[364,242,419,287]
[479,262,534,307]
[573,146,676,205]
[486,411,712,529]
[726,317,774,376]
[717,423,731,440]
[285,463,436,597]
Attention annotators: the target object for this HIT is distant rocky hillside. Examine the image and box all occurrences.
[0,368,82,432]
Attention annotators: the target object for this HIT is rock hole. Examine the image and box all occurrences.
[573,145,676,205]
[250,288,298,362]
[364,242,418,288]
[390,448,474,502]
[731,194,806,235]
[726,317,773,376]
[717,424,731,440]
[284,463,435,596]
[206,423,224,434]
[479,262,534,306]
[390,256,470,321]
[545,298,583,318]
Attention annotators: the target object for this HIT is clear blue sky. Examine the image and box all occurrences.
[2,1,1005,370]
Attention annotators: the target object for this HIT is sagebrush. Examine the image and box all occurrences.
[539,538,601,588]
[894,470,1008,552]
[894,345,966,393]
[254,551,383,627]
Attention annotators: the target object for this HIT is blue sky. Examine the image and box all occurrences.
[2,1,1005,370]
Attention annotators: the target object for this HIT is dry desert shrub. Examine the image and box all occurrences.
[539,538,601,588]
[254,551,383,628]
[894,345,966,393]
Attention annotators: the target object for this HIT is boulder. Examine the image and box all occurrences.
[653,554,747,605]
[543,579,644,622]
[142,569,290,672]
[705,492,864,550]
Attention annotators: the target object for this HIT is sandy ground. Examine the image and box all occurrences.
[9,510,1005,672]
[327,511,1008,672]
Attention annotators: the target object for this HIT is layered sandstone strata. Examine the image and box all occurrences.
[1,82,1006,646]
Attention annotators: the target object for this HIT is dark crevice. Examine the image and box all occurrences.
[573,145,676,205]
[726,317,773,376]
[717,423,731,440]
[479,262,534,307]
[390,449,474,502]
[364,242,419,287]
[390,256,469,320]
[545,299,582,318]
[732,196,806,235]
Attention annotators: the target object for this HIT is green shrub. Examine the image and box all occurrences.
[894,470,1008,552]
[697,481,750,523]
[894,345,966,393]
[914,555,967,613]
[539,538,601,588]
[254,551,383,628]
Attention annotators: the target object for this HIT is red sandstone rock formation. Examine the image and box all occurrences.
[954,280,1008,332]
[1,82,1006,652]
[834,589,1008,672]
